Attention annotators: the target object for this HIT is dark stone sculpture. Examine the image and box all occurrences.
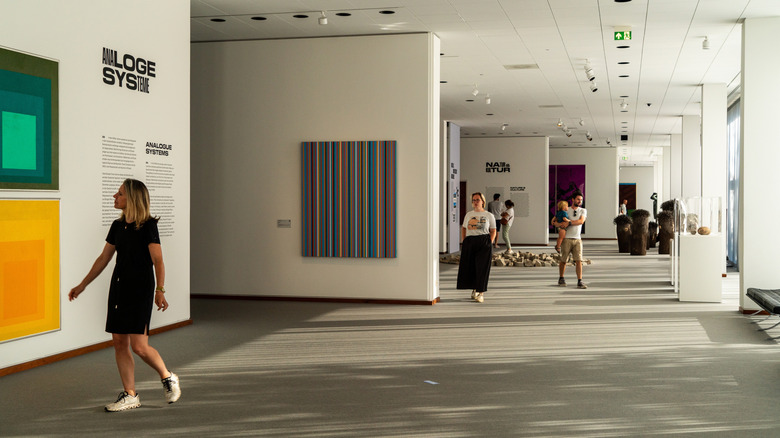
[647,221,658,249]
[657,210,674,255]
[613,214,632,253]
[630,209,650,255]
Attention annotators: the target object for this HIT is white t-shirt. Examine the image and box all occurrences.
[502,208,515,227]
[565,207,587,239]
[462,210,496,237]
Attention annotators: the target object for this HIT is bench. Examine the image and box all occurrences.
[746,288,780,337]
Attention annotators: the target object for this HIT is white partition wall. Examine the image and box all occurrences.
[460,137,549,245]
[191,34,441,303]
[0,0,191,370]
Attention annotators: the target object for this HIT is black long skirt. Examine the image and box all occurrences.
[457,234,492,293]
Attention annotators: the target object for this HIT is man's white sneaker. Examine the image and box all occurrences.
[475,293,484,303]
[105,391,140,412]
[162,373,181,403]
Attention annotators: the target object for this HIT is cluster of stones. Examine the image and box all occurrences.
[439,251,592,268]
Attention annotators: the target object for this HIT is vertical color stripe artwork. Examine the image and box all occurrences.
[302,141,396,258]
[0,200,60,343]
[0,47,59,190]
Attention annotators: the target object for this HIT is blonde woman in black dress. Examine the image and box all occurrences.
[457,192,497,303]
[69,179,181,412]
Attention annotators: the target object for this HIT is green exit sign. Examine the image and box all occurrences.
[614,31,632,41]
[621,156,628,161]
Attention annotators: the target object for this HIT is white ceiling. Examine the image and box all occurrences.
[191,0,780,165]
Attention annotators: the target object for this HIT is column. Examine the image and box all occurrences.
[739,17,780,310]
[669,134,682,199]
[701,83,727,273]
[681,115,701,197]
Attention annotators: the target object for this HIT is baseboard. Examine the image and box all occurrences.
[0,319,193,378]
[191,294,440,306]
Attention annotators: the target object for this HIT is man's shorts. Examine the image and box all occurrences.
[560,238,583,262]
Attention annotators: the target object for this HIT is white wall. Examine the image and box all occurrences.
[550,147,618,238]
[739,17,780,309]
[460,137,549,245]
[619,166,655,214]
[0,0,190,369]
[190,34,440,302]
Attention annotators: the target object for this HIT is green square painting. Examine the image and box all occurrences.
[0,47,58,190]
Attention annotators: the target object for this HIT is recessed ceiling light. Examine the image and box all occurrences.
[335,12,351,17]
[293,14,309,18]
[379,10,396,14]
[251,16,267,21]
[618,61,630,65]
[481,133,486,135]
[440,80,448,84]
[466,99,474,102]
[486,113,494,116]
[620,95,629,98]
[619,75,629,78]
[617,45,630,49]
[615,0,632,2]
[621,110,628,112]
[210,18,226,22]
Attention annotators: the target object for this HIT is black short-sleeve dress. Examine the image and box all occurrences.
[105,218,161,335]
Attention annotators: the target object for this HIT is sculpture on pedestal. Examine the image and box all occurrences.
[613,214,632,253]
[630,209,650,255]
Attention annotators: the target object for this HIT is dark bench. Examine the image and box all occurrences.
[746,288,780,337]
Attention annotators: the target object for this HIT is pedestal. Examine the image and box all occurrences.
[678,234,722,302]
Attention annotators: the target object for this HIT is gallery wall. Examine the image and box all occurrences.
[190,34,440,302]
[0,0,190,370]
[460,137,549,245]
[619,166,656,215]
[550,147,618,239]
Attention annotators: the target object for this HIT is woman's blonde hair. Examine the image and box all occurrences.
[471,192,487,208]
[557,200,569,211]
[121,179,156,229]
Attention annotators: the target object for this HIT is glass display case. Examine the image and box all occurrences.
[673,197,722,236]
[672,197,723,302]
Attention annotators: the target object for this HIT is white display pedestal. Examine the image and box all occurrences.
[678,234,722,302]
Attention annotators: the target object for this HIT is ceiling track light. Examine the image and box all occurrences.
[556,118,563,128]
[702,36,710,50]
[620,100,628,110]
[485,94,491,105]
[585,59,595,81]
[590,82,598,93]
[565,130,572,138]
[318,11,328,25]
[472,84,479,96]
[585,131,593,141]
[606,138,612,146]
[501,123,508,131]
[578,118,585,126]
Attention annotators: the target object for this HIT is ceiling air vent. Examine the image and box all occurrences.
[620,134,628,141]
[504,64,539,70]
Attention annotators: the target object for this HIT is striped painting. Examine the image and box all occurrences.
[302,140,396,258]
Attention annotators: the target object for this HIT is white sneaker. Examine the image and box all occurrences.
[475,293,484,303]
[105,391,140,412]
[471,290,478,300]
[162,373,181,403]
[504,250,514,255]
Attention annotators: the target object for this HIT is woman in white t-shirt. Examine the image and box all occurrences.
[500,199,515,254]
[457,192,497,303]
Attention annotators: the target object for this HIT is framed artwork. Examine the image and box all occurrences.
[549,165,585,233]
[0,199,60,343]
[302,140,396,258]
[0,47,59,190]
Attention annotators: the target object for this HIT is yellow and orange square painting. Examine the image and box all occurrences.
[0,200,59,342]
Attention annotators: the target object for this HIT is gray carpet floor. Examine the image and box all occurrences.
[2,241,780,437]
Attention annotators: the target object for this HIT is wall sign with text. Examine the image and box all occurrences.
[101,47,156,94]
[486,161,510,173]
